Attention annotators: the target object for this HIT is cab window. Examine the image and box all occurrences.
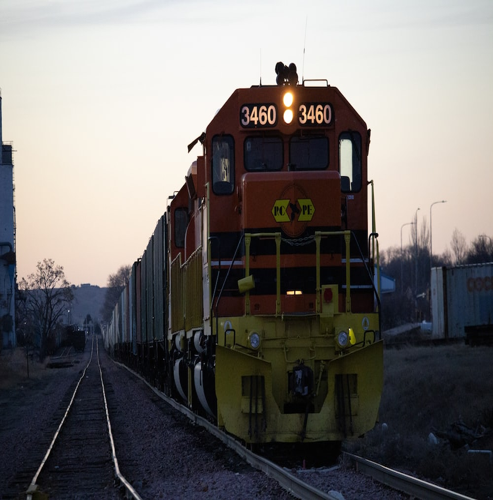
[174,208,188,248]
[339,131,362,192]
[212,135,235,195]
[289,136,329,170]
[244,136,283,171]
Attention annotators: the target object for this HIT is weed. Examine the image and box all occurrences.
[0,347,48,390]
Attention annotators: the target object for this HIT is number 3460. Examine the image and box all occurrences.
[298,103,332,126]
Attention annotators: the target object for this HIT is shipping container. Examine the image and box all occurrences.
[431,263,493,342]
[153,215,166,341]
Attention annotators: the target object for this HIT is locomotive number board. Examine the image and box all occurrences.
[240,103,278,128]
[240,102,333,128]
[298,103,333,126]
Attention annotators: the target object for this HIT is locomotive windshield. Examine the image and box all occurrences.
[244,136,283,171]
[289,135,329,170]
[243,134,329,172]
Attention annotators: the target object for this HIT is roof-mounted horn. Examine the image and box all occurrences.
[275,62,298,86]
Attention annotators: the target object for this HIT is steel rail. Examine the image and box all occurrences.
[345,453,476,500]
[26,337,142,500]
[26,337,96,499]
[97,340,144,500]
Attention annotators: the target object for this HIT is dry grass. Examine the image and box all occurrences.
[345,344,493,499]
[0,347,48,390]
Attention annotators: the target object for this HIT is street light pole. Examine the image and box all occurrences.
[414,208,420,295]
[400,221,415,292]
[430,200,447,269]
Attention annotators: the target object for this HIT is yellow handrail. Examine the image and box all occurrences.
[244,230,354,316]
[315,230,352,313]
[245,232,282,316]
[369,179,381,301]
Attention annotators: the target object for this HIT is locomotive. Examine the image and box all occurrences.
[104,62,383,445]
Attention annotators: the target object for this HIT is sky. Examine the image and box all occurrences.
[1,0,492,287]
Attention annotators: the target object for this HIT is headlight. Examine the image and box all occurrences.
[283,91,293,107]
[283,109,294,124]
[337,331,349,348]
[248,331,261,349]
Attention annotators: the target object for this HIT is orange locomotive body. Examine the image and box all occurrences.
[108,63,383,445]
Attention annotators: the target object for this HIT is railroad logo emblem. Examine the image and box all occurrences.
[272,200,290,222]
[298,199,315,221]
[272,184,315,237]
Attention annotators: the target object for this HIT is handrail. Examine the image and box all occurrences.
[213,233,245,339]
[368,179,381,303]
[245,232,282,316]
[243,230,352,316]
[346,231,382,338]
[315,230,352,313]
[242,229,381,336]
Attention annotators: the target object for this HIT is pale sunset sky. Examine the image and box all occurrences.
[1,0,492,286]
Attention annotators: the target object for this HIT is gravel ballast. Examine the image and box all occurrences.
[0,344,407,499]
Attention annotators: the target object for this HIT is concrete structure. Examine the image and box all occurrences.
[0,93,16,349]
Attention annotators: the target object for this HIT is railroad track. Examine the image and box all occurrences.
[5,339,474,499]
[344,454,475,500]
[25,336,142,500]
[119,361,476,500]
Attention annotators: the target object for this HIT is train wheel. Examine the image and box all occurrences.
[193,357,217,419]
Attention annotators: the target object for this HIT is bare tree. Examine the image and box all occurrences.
[450,228,467,265]
[101,265,131,323]
[467,234,493,264]
[419,218,430,252]
[19,258,74,359]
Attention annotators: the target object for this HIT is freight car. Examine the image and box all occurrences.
[431,262,493,345]
[104,62,384,445]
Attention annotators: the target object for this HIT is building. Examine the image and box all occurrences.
[0,93,16,349]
